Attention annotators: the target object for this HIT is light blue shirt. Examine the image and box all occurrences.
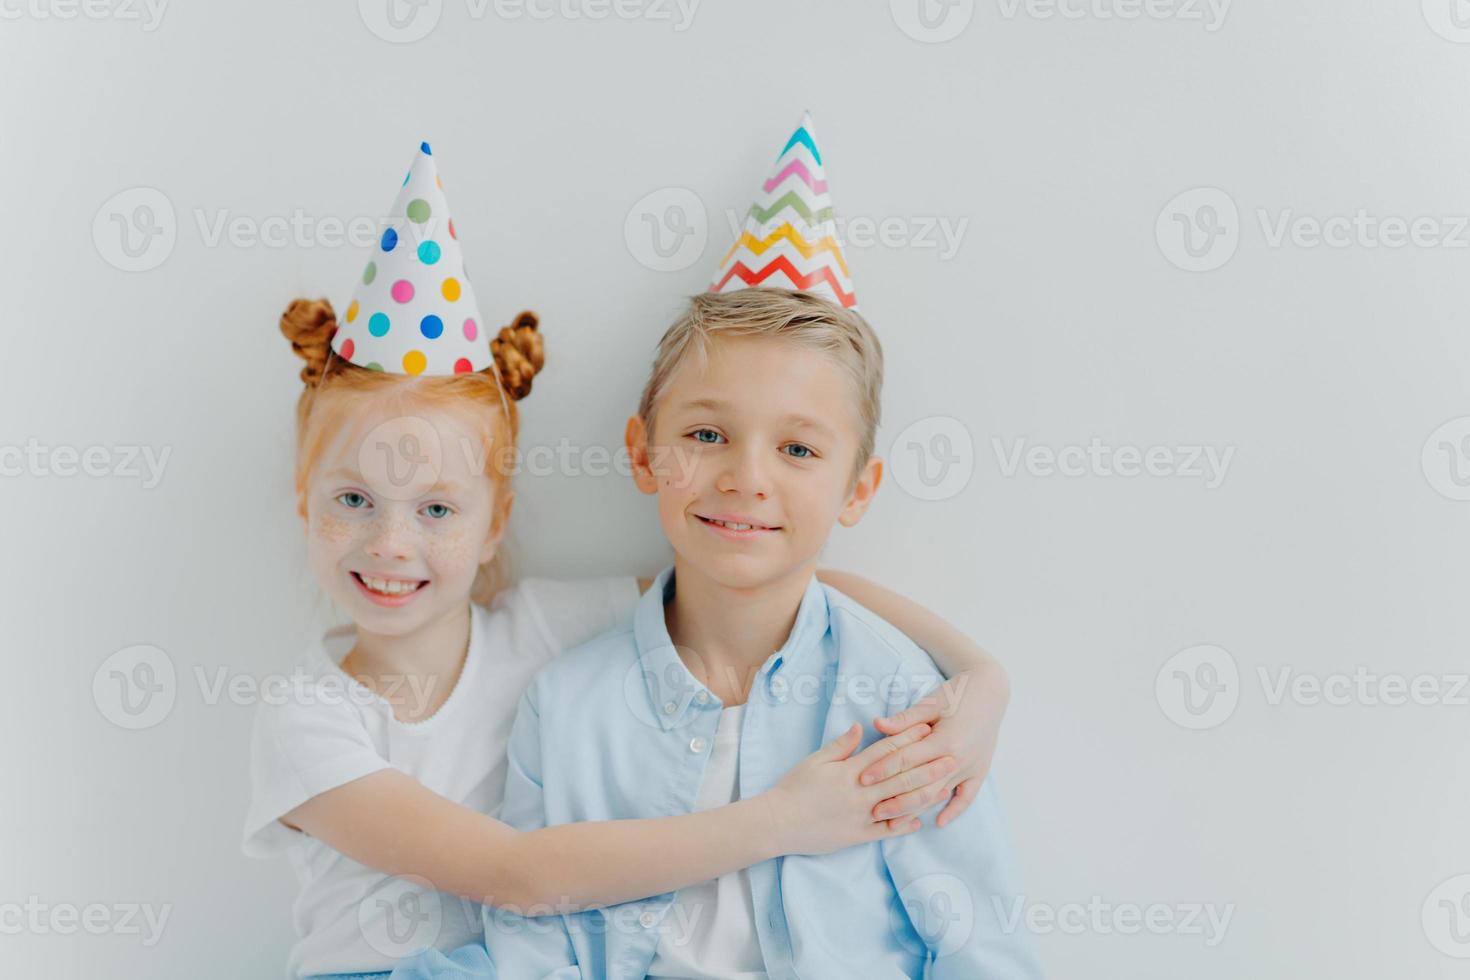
[392,567,1041,980]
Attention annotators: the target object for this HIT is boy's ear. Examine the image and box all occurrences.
[481,489,514,563]
[625,414,659,496]
[837,456,883,528]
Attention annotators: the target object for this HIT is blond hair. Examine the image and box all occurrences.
[637,289,884,486]
[280,298,545,606]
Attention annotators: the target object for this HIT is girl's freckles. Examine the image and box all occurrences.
[312,512,355,544]
[426,529,482,567]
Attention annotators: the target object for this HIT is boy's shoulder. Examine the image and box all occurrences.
[820,583,941,680]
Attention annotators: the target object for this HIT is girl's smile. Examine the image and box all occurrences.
[350,571,431,607]
[305,402,506,638]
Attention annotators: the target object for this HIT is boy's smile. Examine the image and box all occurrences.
[693,511,782,538]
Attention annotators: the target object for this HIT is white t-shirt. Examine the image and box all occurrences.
[646,703,768,980]
[242,576,640,980]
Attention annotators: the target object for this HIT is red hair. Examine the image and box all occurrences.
[280,298,544,605]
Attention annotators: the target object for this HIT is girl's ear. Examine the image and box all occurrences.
[838,456,884,528]
[625,415,659,496]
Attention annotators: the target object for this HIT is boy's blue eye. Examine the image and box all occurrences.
[691,429,724,444]
[783,444,815,459]
[337,491,369,509]
[422,503,452,519]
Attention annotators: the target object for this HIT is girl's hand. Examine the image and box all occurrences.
[763,722,959,855]
[863,665,1011,828]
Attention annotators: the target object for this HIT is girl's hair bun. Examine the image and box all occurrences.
[280,298,338,386]
[491,311,545,401]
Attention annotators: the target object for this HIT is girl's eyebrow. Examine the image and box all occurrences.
[320,468,469,496]
[425,478,470,496]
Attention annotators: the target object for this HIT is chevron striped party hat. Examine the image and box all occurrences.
[332,141,490,376]
[709,112,856,310]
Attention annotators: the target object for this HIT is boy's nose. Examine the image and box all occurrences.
[716,446,771,499]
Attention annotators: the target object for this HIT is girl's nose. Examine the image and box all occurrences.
[365,515,418,562]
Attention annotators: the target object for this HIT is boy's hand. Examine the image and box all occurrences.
[863,665,1011,828]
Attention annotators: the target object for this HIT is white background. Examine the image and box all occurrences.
[3,1,1468,977]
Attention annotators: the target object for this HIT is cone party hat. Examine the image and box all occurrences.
[332,142,490,376]
[709,112,857,310]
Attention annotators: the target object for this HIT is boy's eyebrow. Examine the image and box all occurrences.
[779,414,838,440]
[677,398,729,413]
[673,399,837,440]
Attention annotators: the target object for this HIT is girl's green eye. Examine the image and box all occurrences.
[337,492,369,509]
[423,503,451,519]
[692,429,723,444]
[784,444,814,459]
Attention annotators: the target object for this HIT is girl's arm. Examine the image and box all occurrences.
[814,568,1012,829]
[281,719,953,912]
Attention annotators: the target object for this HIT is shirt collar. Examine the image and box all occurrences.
[634,565,831,731]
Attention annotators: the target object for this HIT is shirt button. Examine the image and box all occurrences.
[694,690,710,705]
[769,675,789,702]
[689,736,708,753]
[639,910,657,928]
[662,700,677,715]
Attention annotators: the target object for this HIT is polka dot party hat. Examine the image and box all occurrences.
[709,111,857,310]
[332,142,489,376]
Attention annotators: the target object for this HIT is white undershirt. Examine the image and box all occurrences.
[646,703,768,980]
[241,576,641,979]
